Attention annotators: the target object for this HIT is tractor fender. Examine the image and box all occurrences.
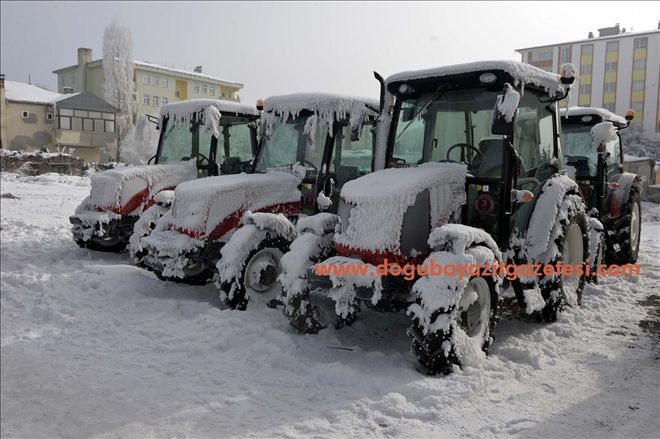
[523,174,580,262]
[606,172,641,219]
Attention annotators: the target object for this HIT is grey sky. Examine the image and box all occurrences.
[1,1,658,104]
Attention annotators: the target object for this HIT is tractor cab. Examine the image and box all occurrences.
[382,61,573,247]
[559,107,632,210]
[155,100,260,177]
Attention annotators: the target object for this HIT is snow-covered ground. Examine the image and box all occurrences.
[1,172,659,438]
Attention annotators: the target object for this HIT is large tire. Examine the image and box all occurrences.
[409,245,499,375]
[606,186,641,265]
[537,195,589,322]
[75,239,127,253]
[221,236,290,310]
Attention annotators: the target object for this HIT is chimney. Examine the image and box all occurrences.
[63,87,74,94]
[598,24,621,38]
[78,48,92,66]
[194,66,203,73]
[0,73,5,90]
[657,21,660,30]
[588,31,594,39]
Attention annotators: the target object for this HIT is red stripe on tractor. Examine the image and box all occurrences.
[142,186,177,211]
[177,201,302,241]
[334,242,428,266]
[111,187,150,215]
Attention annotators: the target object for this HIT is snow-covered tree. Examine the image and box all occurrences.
[620,130,660,161]
[119,114,159,164]
[103,18,136,161]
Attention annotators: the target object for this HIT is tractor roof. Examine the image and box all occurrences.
[386,60,566,97]
[263,93,379,121]
[559,106,627,127]
[159,99,260,122]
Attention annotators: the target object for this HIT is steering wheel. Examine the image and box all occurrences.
[446,143,482,164]
[183,152,209,167]
[303,159,317,171]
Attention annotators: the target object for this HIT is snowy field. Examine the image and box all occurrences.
[1,172,659,439]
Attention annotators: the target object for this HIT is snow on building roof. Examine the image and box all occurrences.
[515,28,660,52]
[4,80,64,104]
[560,106,627,126]
[386,60,565,96]
[134,61,243,87]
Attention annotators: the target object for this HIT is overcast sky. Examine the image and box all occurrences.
[1,1,658,104]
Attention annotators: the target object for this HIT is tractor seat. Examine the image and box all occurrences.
[472,138,503,177]
[220,157,242,175]
[565,156,592,178]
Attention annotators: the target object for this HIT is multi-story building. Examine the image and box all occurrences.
[516,24,660,140]
[0,75,118,163]
[53,48,244,120]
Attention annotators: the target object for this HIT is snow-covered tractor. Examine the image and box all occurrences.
[70,99,260,252]
[138,94,379,291]
[279,61,592,374]
[559,106,641,264]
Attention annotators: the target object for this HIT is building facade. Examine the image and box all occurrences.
[53,48,244,121]
[1,75,117,163]
[516,24,660,140]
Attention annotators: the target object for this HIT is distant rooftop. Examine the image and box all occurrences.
[53,58,243,88]
[4,80,64,104]
[516,26,660,52]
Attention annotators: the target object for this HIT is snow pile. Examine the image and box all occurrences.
[323,256,383,318]
[166,171,302,238]
[387,60,566,97]
[428,223,502,260]
[84,161,197,212]
[335,162,467,254]
[560,107,627,126]
[496,83,520,123]
[591,122,617,150]
[260,93,379,139]
[159,99,259,139]
[296,212,340,235]
[524,175,580,261]
[216,212,296,300]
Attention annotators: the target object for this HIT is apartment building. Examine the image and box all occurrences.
[53,48,244,120]
[516,24,660,140]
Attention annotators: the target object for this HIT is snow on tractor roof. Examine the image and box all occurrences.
[386,60,566,96]
[261,93,379,137]
[159,99,259,139]
[336,162,467,253]
[559,106,627,127]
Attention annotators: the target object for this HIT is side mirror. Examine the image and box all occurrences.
[491,84,519,136]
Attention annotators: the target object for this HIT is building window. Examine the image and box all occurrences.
[105,120,115,133]
[71,117,82,131]
[606,41,618,52]
[581,44,593,54]
[604,103,616,112]
[161,78,168,88]
[604,82,616,93]
[632,80,645,91]
[46,113,53,120]
[579,84,591,95]
[605,62,617,72]
[560,47,571,63]
[143,75,149,84]
[143,95,150,105]
[94,119,105,132]
[21,111,30,119]
[83,118,93,131]
[151,76,159,86]
[634,38,648,49]
[153,96,159,106]
[59,116,71,130]
[193,84,199,93]
[580,64,592,74]
[534,50,552,61]
[209,87,215,96]
[633,59,647,70]
[202,85,208,94]
[162,97,168,105]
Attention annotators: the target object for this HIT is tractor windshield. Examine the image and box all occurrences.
[254,113,327,175]
[561,124,599,176]
[392,87,556,181]
[158,116,213,177]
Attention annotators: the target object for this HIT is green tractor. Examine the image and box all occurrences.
[279,60,596,374]
[559,106,641,265]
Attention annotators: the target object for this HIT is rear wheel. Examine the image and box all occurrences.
[538,197,588,321]
[606,187,641,264]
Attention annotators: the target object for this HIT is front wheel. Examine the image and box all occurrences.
[606,186,641,265]
[220,236,290,310]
